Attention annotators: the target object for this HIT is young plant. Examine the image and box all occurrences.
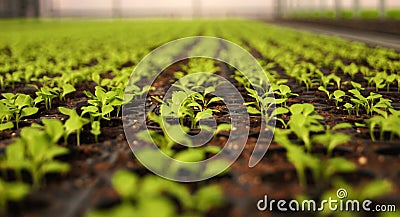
[59,83,76,101]
[312,123,352,156]
[86,170,224,217]
[343,103,354,115]
[59,107,89,146]
[1,93,39,128]
[90,121,101,143]
[287,104,324,152]
[275,129,355,187]
[273,84,298,107]
[332,90,345,106]
[1,127,69,188]
[83,86,116,121]
[365,110,400,141]
[0,178,30,214]
[136,112,192,155]
[35,86,58,110]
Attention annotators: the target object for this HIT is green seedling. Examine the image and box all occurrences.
[288,104,324,152]
[318,86,332,99]
[0,178,30,214]
[83,86,116,120]
[1,127,69,188]
[245,86,275,116]
[137,113,221,164]
[332,90,345,106]
[156,90,218,129]
[275,129,355,187]
[90,121,101,143]
[312,123,352,156]
[59,107,89,146]
[365,110,400,141]
[350,81,365,91]
[32,119,65,144]
[86,170,223,217]
[273,84,298,107]
[342,63,358,78]
[343,103,354,115]
[1,93,39,128]
[35,86,58,110]
[136,112,192,155]
[59,83,76,101]
[213,123,232,137]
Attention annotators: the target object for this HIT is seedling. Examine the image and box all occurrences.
[1,93,39,128]
[86,170,223,217]
[288,104,324,152]
[343,103,354,115]
[332,90,345,106]
[318,86,332,99]
[273,84,298,107]
[275,129,355,187]
[59,107,89,146]
[312,123,352,156]
[2,127,69,188]
[342,63,358,78]
[90,121,101,143]
[35,86,58,110]
[136,112,192,154]
[350,81,365,91]
[0,178,30,214]
[365,110,400,141]
[83,86,116,120]
[213,123,232,137]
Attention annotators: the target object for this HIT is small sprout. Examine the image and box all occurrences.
[350,81,365,91]
[274,84,298,107]
[59,107,89,146]
[332,90,345,106]
[312,123,352,156]
[213,123,232,137]
[318,86,332,99]
[35,86,58,110]
[1,127,70,188]
[90,121,101,143]
[0,178,30,214]
[60,84,76,101]
[1,93,39,128]
[343,103,354,115]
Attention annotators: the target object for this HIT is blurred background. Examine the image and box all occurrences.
[0,0,400,19]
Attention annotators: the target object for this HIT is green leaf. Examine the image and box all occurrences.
[174,149,204,162]
[61,84,76,98]
[42,119,64,143]
[40,161,70,174]
[20,107,38,119]
[3,181,30,201]
[247,106,261,115]
[194,185,223,212]
[112,170,138,199]
[0,121,13,131]
[58,107,73,116]
[332,123,352,131]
